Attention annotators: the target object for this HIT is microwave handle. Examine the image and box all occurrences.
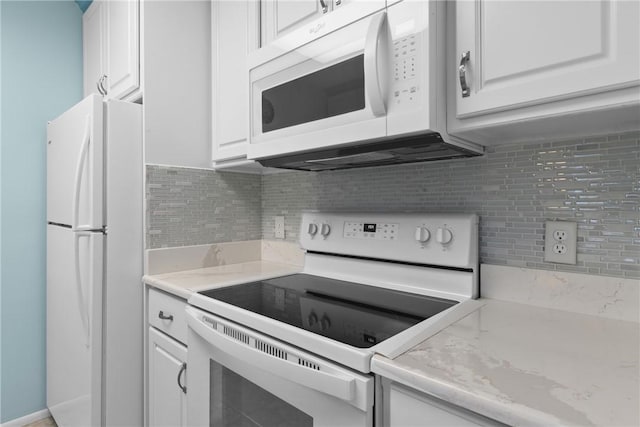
[364,12,388,117]
[186,308,356,402]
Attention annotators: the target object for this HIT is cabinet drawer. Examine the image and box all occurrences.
[148,288,187,344]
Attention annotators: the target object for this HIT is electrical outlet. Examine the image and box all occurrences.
[274,216,285,239]
[553,230,568,241]
[544,221,577,264]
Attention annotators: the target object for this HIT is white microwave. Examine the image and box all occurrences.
[247,0,483,171]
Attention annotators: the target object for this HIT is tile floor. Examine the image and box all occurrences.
[23,417,57,427]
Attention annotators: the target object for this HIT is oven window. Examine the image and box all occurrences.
[210,360,313,427]
[262,54,365,133]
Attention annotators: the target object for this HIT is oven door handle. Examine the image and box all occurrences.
[186,309,356,402]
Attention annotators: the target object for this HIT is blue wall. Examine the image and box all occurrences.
[75,1,93,13]
[0,1,82,422]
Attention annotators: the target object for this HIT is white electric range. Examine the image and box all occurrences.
[186,213,481,427]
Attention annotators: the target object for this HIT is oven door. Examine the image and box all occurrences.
[248,9,391,161]
[186,306,374,427]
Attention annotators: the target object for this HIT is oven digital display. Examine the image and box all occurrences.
[363,223,376,233]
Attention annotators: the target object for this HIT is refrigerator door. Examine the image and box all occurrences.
[47,94,104,229]
[47,225,104,427]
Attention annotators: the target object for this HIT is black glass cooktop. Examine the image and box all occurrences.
[198,274,457,348]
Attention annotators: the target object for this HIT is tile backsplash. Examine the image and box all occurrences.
[146,133,638,279]
[146,165,261,248]
[262,133,639,279]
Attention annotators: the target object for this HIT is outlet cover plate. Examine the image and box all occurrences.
[274,216,285,239]
[544,221,577,264]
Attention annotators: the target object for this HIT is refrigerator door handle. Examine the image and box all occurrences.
[74,231,92,348]
[72,116,92,232]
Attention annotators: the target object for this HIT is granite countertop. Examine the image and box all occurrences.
[143,260,302,299]
[372,298,640,427]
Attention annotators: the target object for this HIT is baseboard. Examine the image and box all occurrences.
[1,409,51,427]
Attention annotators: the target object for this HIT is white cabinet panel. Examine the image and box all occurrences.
[212,0,260,163]
[448,0,640,144]
[83,0,104,97]
[148,288,188,345]
[143,0,211,168]
[262,0,326,45]
[106,0,140,100]
[454,0,640,117]
[386,383,504,427]
[148,327,187,427]
[82,0,140,100]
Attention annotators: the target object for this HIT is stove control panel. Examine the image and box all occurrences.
[300,213,479,269]
[343,222,399,240]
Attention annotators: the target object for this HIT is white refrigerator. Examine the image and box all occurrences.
[46,94,143,426]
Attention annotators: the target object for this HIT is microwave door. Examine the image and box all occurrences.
[248,11,391,160]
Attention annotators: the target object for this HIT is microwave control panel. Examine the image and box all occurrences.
[392,33,420,106]
[343,222,399,241]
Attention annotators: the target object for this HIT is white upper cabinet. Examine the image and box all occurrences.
[106,0,140,100]
[82,0,105,97]
[261,0,328,45]
[142,0,212,168]
[83,0,140,101]
[212,0,260,165]
[448,0,640,144]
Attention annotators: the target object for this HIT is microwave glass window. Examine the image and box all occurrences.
[209,360,313,427]
[262,55,365,133]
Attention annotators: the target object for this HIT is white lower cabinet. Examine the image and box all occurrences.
[148,328,187,427]
[147,288,188,427]
[383,380,504,427]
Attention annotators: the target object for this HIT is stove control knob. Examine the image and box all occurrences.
[320,223,331,237]
[308,312,318,326]
[436,227,453,245]
[308,223,318,236]
[414,226,430,243]
[320,315,331,331]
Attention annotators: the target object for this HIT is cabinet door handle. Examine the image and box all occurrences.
[96,75,105,95]
[158,311,174,321]
[459,51,471,98]
[177,363,187,394]
[98,74,108,96]
[101,75,108,96]
[319,0,328,13]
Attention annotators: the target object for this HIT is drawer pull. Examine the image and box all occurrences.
[158,311,174,321]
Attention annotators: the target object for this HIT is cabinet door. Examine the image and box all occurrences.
[83,0,105,97]
[261,0,328,45]
[212,0,260,163]
[454,0,640,118]
[388,384,502,427]
[106,0,140,100]
[148,328,187,427]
